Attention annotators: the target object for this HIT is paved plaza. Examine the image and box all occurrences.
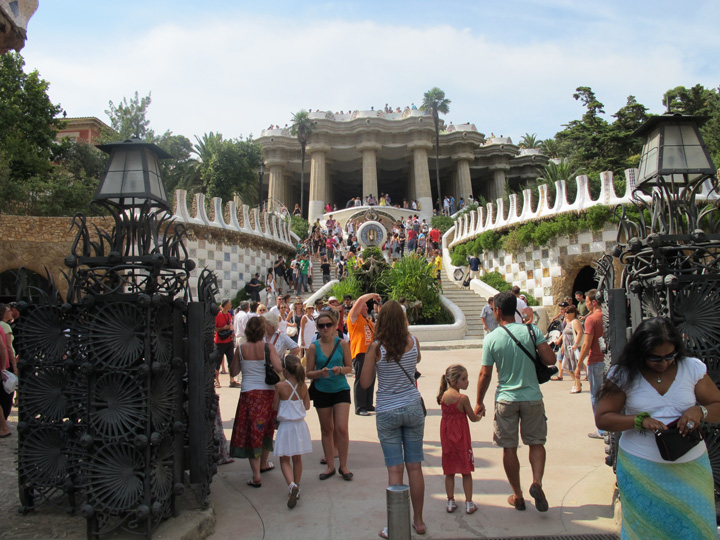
[0,346,619,540]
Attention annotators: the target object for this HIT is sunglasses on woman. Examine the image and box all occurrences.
[317,322,334,330]
[647,350,678,363]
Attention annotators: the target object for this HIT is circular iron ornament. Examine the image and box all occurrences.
[91,372,147,439]
[673,282,720,360]
[640,288,668,319]
[150,437,174,501]
[15,305,68,365]
[86,443,144,513]
[150,369,176,433]
[20,367,72,422]
[18,428,69,488]
[357,220,386,249]
[82,303,145,369]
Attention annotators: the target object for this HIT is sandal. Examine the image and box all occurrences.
[246,479,262,488]
[379,527,389,539]
[508,494,526,510]
[446,498,457,513]
[550,376,563,381]
[412,523,426,535]
[260,461,275,473]
[570,386,582,394]
[466,501,477,514]
[287,483,299,509]
[214,380,221,388]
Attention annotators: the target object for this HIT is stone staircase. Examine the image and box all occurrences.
[441,282,487,340]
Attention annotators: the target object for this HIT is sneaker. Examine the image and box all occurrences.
[357,410,371,416]
[465,501,477,514]
[587,431,604,439]
[446,499,457,513]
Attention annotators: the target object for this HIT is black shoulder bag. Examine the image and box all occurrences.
[500,324,557,384]
[308,339,342,401]
[264,343,280,385]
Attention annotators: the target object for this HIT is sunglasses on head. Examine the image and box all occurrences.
[317,322,334,330]
[647,350,678,363]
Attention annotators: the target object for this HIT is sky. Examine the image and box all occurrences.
[17,0,720,145]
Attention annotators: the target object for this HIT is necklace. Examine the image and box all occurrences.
[655,362,674,384]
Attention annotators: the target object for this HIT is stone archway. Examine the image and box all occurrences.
[572,266,599,299]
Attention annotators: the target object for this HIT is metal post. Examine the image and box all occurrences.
[187,301,206,483]
[606,288,628,366]
[386,484,411,540]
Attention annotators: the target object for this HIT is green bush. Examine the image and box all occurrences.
[383,254,444,324]
[361,246,384,261]
[330,274,362,300]
[480,271,511,291]
[290,215,309,240]
[479,230,502,251]
[431,215,454,234]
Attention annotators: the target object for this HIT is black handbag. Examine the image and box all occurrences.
[264,343,280,385]
[654,419,703,461]
[217,328,233,340]
[500,324,558,384]
[308,339,341,401]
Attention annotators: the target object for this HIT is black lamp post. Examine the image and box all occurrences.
[95,137,173,210]
[633,113,716,190]
[258,161,265,210]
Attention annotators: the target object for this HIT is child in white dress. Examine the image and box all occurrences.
[272,354,312,509]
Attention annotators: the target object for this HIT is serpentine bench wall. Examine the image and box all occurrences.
[173,190,300,300]
[443,169,719,307]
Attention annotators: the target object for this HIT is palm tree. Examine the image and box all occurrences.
[192,132,223,194]
[290,110,315,217]
[519,132,542,149]
[420,88,451,211]
[539,138,561,158]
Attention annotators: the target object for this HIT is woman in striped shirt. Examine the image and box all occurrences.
[361,300,426,537]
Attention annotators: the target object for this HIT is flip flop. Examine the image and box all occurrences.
[379,527,388,539]
[246,479,262,488]
[550,376,563,381]
[412,523,426,535]
[260,462,275,473]
[508,494,526,510]
[570,387,582,394]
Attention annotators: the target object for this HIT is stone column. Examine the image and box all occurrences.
[456,158,473,202]
[409,141,433,223]
[359,142,381,201]
[267,163,284,212]
[491,169,506,202]
[308,145,329,225]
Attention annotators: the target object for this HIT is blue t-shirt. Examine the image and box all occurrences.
[469,256,481,271]
[313,337,350,393]
[481,323,546,402]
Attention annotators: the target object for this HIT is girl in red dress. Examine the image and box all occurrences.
[437,364,482,514]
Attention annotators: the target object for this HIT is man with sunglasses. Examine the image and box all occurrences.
[575,289,606,439]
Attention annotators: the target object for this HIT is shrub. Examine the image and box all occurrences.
[383,254,444,324]
[479,230,502,251]
[432,215,455,234]
[290,215,309,240]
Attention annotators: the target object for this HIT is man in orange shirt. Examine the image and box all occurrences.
[575,288,606,439]
[347,292,380,416]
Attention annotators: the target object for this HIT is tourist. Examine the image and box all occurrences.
[348,293,378,416]
[467,253,481,280]
[246,273,262,302]
[229,316,283,486]
[437,364,481,514]
[274,256,287,293]
[475,291,555,512]
[272,354,312,509]
[265,269,276,305]
[576,289,606,439]
[214,299,234,388]
[561,305,584,394]
[306,310,353,480]
[263,312,301,359]
[595,317,720,539]
[296,255,310,294]
[293,203,301,216]
[511,285,532,324]
[480,297,497,334]
[575,290,588,318]
[428,225,441,252]
[360,300,426,537]
[0,304,15,438]
[320,256,332,285]
[230,301,250,388]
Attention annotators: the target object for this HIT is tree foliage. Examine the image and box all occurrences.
[421,87,451,209]
[206,137,263,203]
[290,110,315,217]
[664,84,720,167]
[105,91,154,140]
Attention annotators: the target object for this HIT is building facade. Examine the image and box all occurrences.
[258,109,548,224]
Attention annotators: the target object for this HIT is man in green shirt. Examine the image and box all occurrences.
[475,291,556,513]
[575,291,588,317]
[296,254,310,294]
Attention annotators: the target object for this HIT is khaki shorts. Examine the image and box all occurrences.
[493,400,547,448]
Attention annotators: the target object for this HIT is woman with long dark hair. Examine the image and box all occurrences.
[596,317,720,539]
[361,300,425,537]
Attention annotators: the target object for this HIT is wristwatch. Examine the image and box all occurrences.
[699,405,708,421]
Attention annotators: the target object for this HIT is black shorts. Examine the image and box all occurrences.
[313,388,351,409]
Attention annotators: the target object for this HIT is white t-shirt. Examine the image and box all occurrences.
[233,310,248,337]
[514,297,528,324]
[611,356,707,463]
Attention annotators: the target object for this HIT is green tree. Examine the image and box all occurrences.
[519,133,542,149]
[539,138,561,158]
[290,110,315,217]
[664,84,720,166]
[206,137,263,203]
[105,91,154,140]
[421,87,451,211]
[0,52,64,211]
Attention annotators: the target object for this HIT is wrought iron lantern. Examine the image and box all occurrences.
[95,137,173,210]
[633,113,717,189]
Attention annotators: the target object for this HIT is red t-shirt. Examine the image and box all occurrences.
[584,309,604,365]
[429,228,441,243]
[215,311,233,344]
[407,229,417,241]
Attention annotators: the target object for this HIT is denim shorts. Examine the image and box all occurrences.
[375,400,425,467]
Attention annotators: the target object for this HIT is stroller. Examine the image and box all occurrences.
[545,318,563,352]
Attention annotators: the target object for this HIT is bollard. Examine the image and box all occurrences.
[386,484,411,540]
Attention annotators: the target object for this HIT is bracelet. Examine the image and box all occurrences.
[635,412,650,431]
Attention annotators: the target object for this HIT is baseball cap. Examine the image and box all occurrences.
[559,301,569,307]
[328,296,338,303]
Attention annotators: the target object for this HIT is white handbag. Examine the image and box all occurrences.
[2,370,18,393]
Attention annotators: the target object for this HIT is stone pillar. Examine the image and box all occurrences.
[359,143,381,201]
[456,158,472,202]
[409,142,433,223]
[268,163,284,212]
[491,169,506,202]
[308,146,329,225]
